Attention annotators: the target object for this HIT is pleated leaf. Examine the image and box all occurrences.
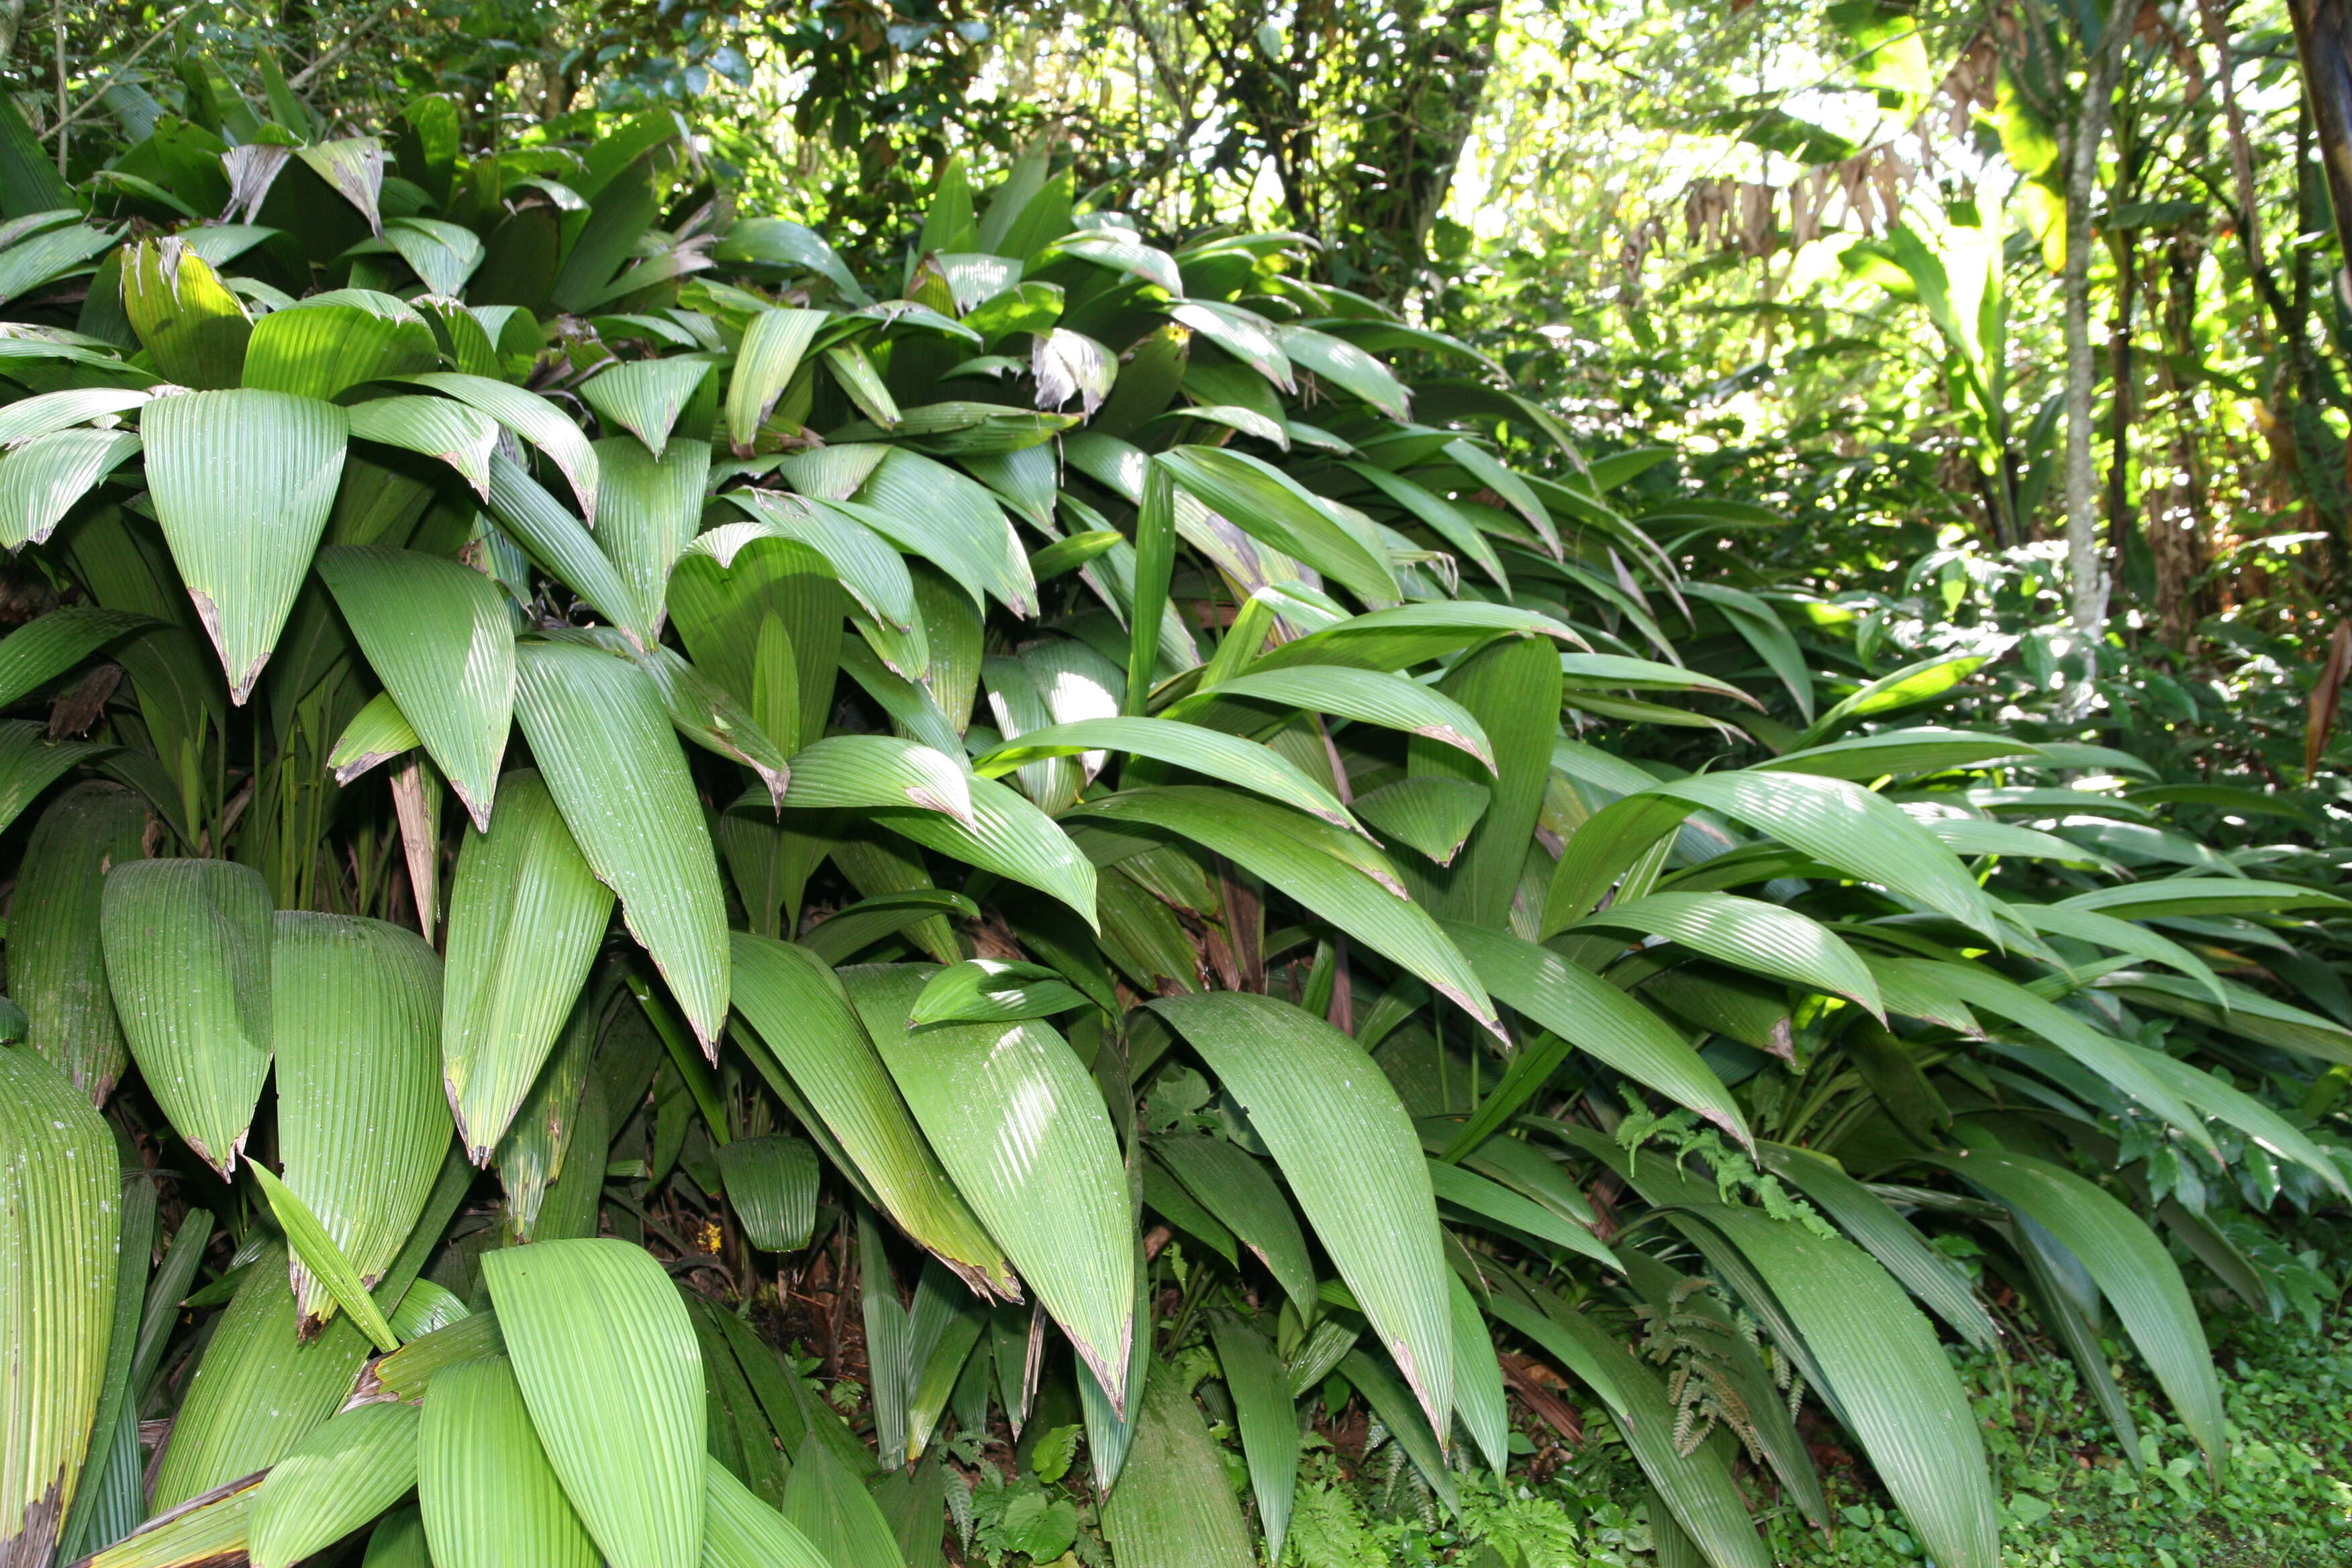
[317,546,516,830]
[850,968,1135,1402]
[868,772,1097,927]
[249,1164,401,1353]
[1351,776,1491,865]
[418,1355,599,1568]
[273,913,447,1332]
[0,428,145,548]
[514,639,730,1049]
[583,356,713,459]
[1757,1144,1998,1349]
[728,934,1013,1295]
[0,1047,119,1568]
[1146,992,1455,1435]
[346,395,499,499]
[1929,1146,2226,1477]
[781,734,973,824]
[1169,665,1495,770]
[715,1135,821,1251]
[973,716,1359,830]
[1208,1315,1297,1562]
[1449,922,1755,1150]
[777,1439,905,1568]
[1099,1373,1257,1568]
[82,1481,260,1568]
[14,781,146,1101]
[482,1240,707,1568]
[406,372,599,523]
[904,960,1090,1027]
[140,388,349,702]
[726,307,826,451]
[443,771,614,1160]
[100,857,273,1175]
[1152,1135,1316,1315]
[248,1400,421,1568]
[486,454,644,637]
[119,236,251,388]
[595,434,710,634]
[1077,788,1497,1034]
[1571,892,1883,1016]
[701,1456,832,1568]
[329,691,423,785]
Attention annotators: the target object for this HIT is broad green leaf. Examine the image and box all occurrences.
[726,307,826,451]
[273,913,447,1332]
[364,1507,432,1568]
[1928,1147,2225,1479]
[100,857,273,1176]
[0,723,105,839]
[583,356,714,459]
[596,434,711,634]
[2100,971,2352,1066]
[1440,438,1557,554]
[374,1311,508,1402]
[905,960,1091,1026]
[2057,877,2349,920]
[869,771,1098,927]
[975,716,1359,829]
[81,1481,260,1568]
[1169,665,1494,771]
[1444,922,1752,1150]
[1246,601,1577,675]
[1404,632,1561,929]
[120,236,250,387]
[1157,445,1400,601]
[0,428,145,548]
[1148,993,1454,1434]
[0,1046,118,1567]
[705,492,915,632]
[715,1135,820,1251]
[248,1401,421,1568]
[13,781,146,1100]
[1150,1135,1316,1315]
[317,546,516,830]
[1756,1144,1996,1349]
[1794,652,1988,748]
[778,1438,905,1568]
[2014,901,2224,1003]
[406,373,599,522]
[346,395,499,499]
[728,934,1014,1295]
[848,450,1037,616]
[847,967,1134,1402]
[1208,1315,1297,1561]
[514,640,730,1049]
[1427,1159,1619,1269]
[780,734,973,824]
[1081,788,1496,1032]
[243,291,440,400]
[486,454,646,638]
[483,1240,705,1568]
[797,889,981,966]
[418,1355,599,1568]
[701,1457,832,1568]
[1759,727,2043,780]
[1446,1271,1511,1471]
[385,215,485,295]
[330,691,422,785]
[1573,892,1882,1015]
[443,771,613,1161]
[140,388,348,702]
[1351,777,1491,865]
[1338,1348,1458,1509]
[1100,1372,1257,1568]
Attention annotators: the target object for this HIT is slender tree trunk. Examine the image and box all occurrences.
[2062,18,2133,680]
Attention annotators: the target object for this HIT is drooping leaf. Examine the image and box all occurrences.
[346,395,500,499]
[1207,1315,1297,1561]
[405,373,599,522]
[140,389,349,702]
[1152,1135,1316,1316]
[1571,892,1883,1016]
[1099,1372,1257,1568]
[701,1456,833,1568]
[974,716,1359,830]
[583,356,714,459]
[248,1401,422,1568]
[483,1240,706,1568]
[100,857,273,1175]
[13,781,146,1101]
[1148,993,1455,1435]
[0,1046,119,1568]
[1165,663,1495,770]
[514,640,730,1050]
[443,771,614,1161]
[716,1135,821,1251]
[418,1355,599,1568]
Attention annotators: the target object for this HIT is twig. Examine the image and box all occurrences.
[287,0,403,90]
[41,5,192,144]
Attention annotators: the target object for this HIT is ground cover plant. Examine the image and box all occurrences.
[0,58,2346,1568]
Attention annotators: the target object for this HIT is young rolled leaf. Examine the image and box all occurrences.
[100,857,274,1176]
[140,388,348,702]
[848,967,1135,1405]
[442,771,614,1161]
[317,546,516,830]
[248,1401,422,1568]
[728,934,1014,1295]
[482,1240,707,1568]
[1147,992,1455,1437]
[514,639,730,1050]
[418,1355,599,1568]
[273,913,448,1333]
[0,1047,119,1568]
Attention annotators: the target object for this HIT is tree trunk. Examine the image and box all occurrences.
[2061,17,2133,681]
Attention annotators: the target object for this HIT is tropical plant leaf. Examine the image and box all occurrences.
[715,1134,821,1251]
[701,1456,832,1568]
[1165,663,1495,769]
[482,1240,706,1568]
[973,715,1359,830]
[1571,892,1883,1016]
[418,1355,599,1568]
[1152,1134,1317,1315]
[248,1401,421,1568]
[514,639,730,1050]
[1148,993,1455,1434]
[583,357,714,459]
[13,781,146,1101]
[904,960,1091,1026]
[345,395,499,499]
[100,857,274,1176]
[1100,1371,1257,1568]
[139,388,348,702]
[405,372,599,522]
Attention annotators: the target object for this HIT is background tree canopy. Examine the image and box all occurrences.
[0,4,2349,1568]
